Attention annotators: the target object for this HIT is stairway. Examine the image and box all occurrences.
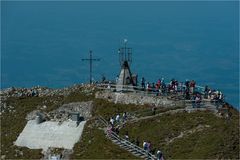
[98,116,156,160]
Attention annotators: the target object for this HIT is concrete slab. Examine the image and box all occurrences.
[15,120,86,151]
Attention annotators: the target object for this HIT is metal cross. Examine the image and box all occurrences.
[82,50,100,84]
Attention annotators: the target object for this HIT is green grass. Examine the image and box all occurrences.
[119,110,239,159]
[92,98,149,119]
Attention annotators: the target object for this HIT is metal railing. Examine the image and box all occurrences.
[98,116,156,160]
[96,83,223,109]
[96,83,207,97]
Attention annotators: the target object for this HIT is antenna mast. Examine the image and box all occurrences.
[118,39,132,67]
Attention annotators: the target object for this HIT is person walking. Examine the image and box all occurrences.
[143,141,148,150]
[110,117,114,126]
[156,150,163,160]
[115,114,120,123]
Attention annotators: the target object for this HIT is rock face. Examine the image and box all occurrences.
[95,91,182,107]
[25,101,93,124]
[47,101,93,122]
[56,101,93,119]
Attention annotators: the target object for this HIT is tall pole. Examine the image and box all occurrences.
[82,50,100,84]
[124,39,127,61]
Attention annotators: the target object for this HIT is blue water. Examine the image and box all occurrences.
[1,1,239,108]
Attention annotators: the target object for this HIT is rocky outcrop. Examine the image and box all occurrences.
[95,91,183,107]
[25,101,93,123]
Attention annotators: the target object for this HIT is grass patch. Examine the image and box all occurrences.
[120,111,239,159]
[92,98,148,119]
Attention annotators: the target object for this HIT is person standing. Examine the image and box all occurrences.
[123,112,127,122]
[156,150,163,160]
[141,77,146,90]
[110,117,114,126]
[143,141,147,150]
[115,114,120,123]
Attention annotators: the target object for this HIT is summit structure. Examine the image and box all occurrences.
[116,39,136,91]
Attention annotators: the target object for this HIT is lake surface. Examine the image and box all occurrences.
[1,1,239,108]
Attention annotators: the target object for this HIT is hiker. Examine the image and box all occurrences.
[157,79,161,88]
[218,91,224,104]
[147,141,151,152]
[204,85,209,98]
[192,94,196,108]
[143,141,148,150]
[107,126,113,137]
[161,83,166,95]
[195,94,201,108]
[185,79,190,90]
[123,112,127,122]
[141,77,146,90]
[155,83,160,96]
[156,150,163,160]
[185,88,190,100]
[110,117,114,125]
[115,125,120,135]
[190,80,196,94]
[179,82,183,93]
[115,114,120,123]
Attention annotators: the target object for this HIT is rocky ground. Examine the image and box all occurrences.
[0,84,96,116]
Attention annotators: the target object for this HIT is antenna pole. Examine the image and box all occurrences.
[118,39,132,66]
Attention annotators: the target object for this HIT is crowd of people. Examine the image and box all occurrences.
[106,112,164,160]
[140,77,198,96]
[140,77,225,107]
[99,75,225,109]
